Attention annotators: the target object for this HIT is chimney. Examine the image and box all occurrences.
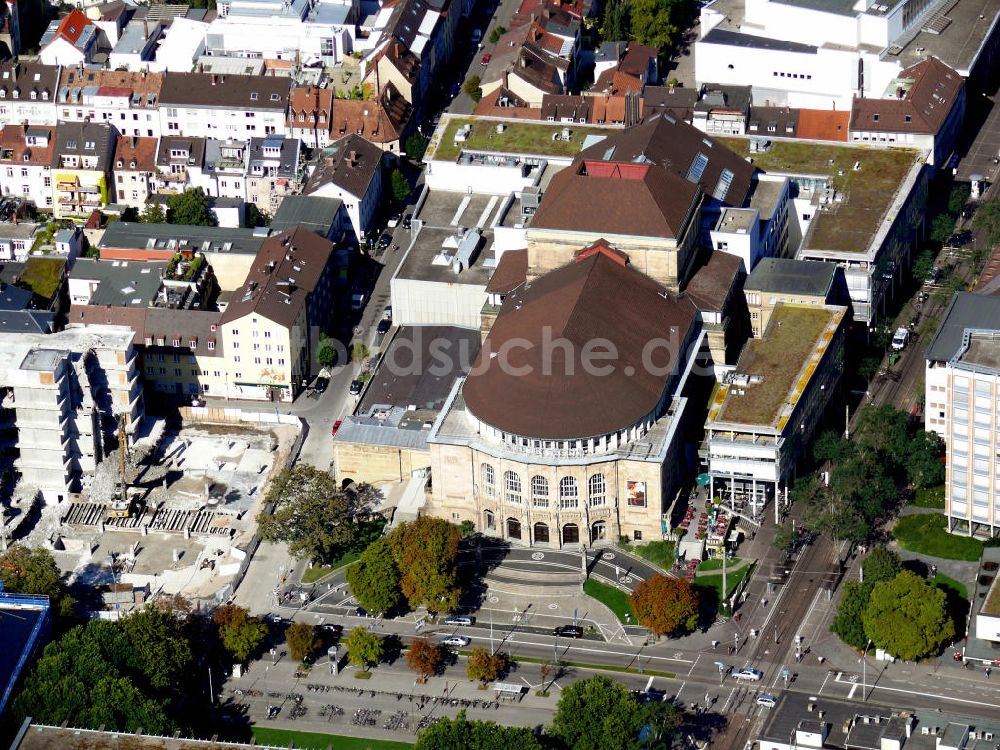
[394,42,401,57]
[143,19,148,37]
[211,74,217,85]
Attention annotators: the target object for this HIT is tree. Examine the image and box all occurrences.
[317,341,337,367]
[139,201,166,223]
[166,187,217,226]
[863,547,901,585]
[352,342,370,363]
[973,198,1000,247]
[600,0,630,41]
[459,519,476,538]
[466,647,506,684]
[636,700,683,749]
[406,637,443,679]
[830,452,896,522]
[812,431,854,465]
[387,517,462,611]
[405,133,428,162]
[630,0,680,50]
[930,213,955,244]
[907,431,945,489]
[390,168,411,203]
[285,622,320,663]
[863,571,954,661]
[345,538,404,616]
[628,574,698,636]
[213,604,267,663]
[551,676,643,750]
[772,523,796,554]
[414,711,544,750]
[345,627,384,669]
[853,405,911,463]
[488,25,506,43]
[463,75,482,102]
[120,606,193,692]
[244,203,271,228]
[912,249,935,282]
[0,545,76,620]
[257,465,378,564]
[830,580,872,650]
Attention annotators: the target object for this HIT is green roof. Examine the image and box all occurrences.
[429,117,608,162]
[16,256,65,301]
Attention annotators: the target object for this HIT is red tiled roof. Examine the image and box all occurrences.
[114,135,158,172]
[796,108,850,141]
[55,9,92,44]
[0,124,55,166]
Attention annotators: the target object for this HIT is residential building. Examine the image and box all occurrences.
[39,9,99,67]
[925,292,1000,538]
[424,245,704,546]
[0,325,143,502]
[743,257,839,337]
[86,0,131,47]
[150,17,209,72]
[245,135,302,214]
[967,547,1000,662]
[0,62,60,127]
[218,226,338,400]
[55,68,164,139]
[287,85,333,150]
[287,85,411,153]
[107,19,165,71]
[51,122,116,218]
[202,138,250,201]
[693,83,753,135]
[591,43,658,95]
[158,72,290,140]
[270,194,346,240]
[0,279,54,334]
[849,56,966,167]
[207,0,357,66]
[0,223,38,262]
[303,133,386,240]
[111,135,157,210]
[704,302,846,520]
[152,135,208,195]
[708,175,790,272]
[684,250,748,371]
[0,125,55,210]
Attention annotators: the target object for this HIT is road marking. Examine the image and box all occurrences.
[818,671,832,695]
[645,676,655,691]
[464,633,694,664]
[848,683,859,700]
[868,682,1000,710]
[688,653,701,676]
[721,687,737,712]
[674,682,686,701]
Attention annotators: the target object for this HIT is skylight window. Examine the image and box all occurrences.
[712,168,734,201]
[686,152,709,184]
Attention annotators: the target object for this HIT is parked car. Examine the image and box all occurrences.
[553,625,584,638]
[331,419,342,436]
[376,318,391,335]
[320,623,343,636]
[402,214,413,230]
[442,635,470,647]
[756,694,778,707]
[351,291,367,311]
[924,265,942,284]
[388,213,401,228]
[378,233,392,250]
[471,28,482,44]
[349,380,363,396]
[313,376,329,394]
[733,668,763,682]
[354,606,368,617]
[444,615,475,626]
[481,53,492,66]
[891,326,909,351]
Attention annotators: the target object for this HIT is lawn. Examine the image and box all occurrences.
[694,563,753,602]
[698,557,742,572]
[892,513,984,561]
[718,138,917,254]
[619,540,675,569]
[584,578,633,623]
[15,256,65,300]
[252,728,412,749]
[912,485,945,509]
[303,519,386,583]
[430,116,606,161]
[932,572,968,600]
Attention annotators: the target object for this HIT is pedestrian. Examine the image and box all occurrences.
[987,668,992,680]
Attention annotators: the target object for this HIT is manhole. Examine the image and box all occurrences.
[602,552,615,561]
[531,552,544,561]
[547,603,559,610]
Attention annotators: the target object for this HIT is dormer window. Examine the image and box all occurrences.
[117,159,124,167]
[270,94,280,101]
[172,336,181,347]
[11,88,18,99]
[30,91,35,100]
[873,113,880,121]
[41,90,48,100]
[130,160,136,168]
[904,115,912,123]
[22,153,28,161]
[250,92,258,101]
[0,90,5,98]
[85,141,95,150]
[188,337,198,348]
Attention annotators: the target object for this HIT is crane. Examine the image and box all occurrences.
[108,414,132,519]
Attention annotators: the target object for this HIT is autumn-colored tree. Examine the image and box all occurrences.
[628,574,699,636]
[213,604,268,663]
[387,517,462,612]
[405,637,443,679]
[466,647,506,684]
[285,622,320,663]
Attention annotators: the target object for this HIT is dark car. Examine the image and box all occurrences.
[349,379,363,396]
[313,376,329,394]
[403,214,413,230]
[378,233,392,249]
[553,625,584,638]
[376,318,391,335]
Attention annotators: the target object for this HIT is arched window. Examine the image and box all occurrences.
[559,477,578,509]
[531,475,549,508]
[481,463,495,498]
[504,471,522,504]
[588,474,606,507]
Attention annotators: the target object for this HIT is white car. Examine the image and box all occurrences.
[756,694,778,707]
[441,636,470,647]
[891,326,909,351]
[733,668,763,682]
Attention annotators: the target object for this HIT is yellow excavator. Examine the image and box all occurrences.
[108,414,133,519]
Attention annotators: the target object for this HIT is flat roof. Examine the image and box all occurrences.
[0,595,48,716]
[71,257,164,307]
[890,0,1000,74]
[429,115,610,162]
[965,547,1000,660]
[12,723,288,749]
[720,138,919,255]
[745,257,836,297]
[100,222,267,256]
[717,207,756,233]
[772,0,856,15]
[709,303,844,429]
[957,332,1000,371]
[927,292,1000,363]
[360,325,482,413]
[19,348,64,372]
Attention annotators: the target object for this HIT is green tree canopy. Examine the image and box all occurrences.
[345,627,384,669]
[831,580,872,650]
[258,465,380,563]
[405,133,428,162]
[466,647,506,684]
[973,198,1000,247]
[0,545,76,620]
[285,622,320,662]
[166,188,217,226]
[600,0,630,41]
[907,431,945,489]
[414,711,544,750]
[853,405,911,465]
[631,0,682,49]
[139,202,166,223]
[812,431,854,465]
[213,604,267,663]
[120,606,194,691]
[463,75,482,102]
[390,168,411,203]
[345,537,404,615]
[862,571,955,660]
[772,523,796,554]
[387,516,462,612]
[629,574,698,636]
[862,547,901,585]
[551,676,643,750]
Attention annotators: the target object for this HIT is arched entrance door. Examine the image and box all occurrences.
[506,517,522,539]
[562,523,579,545]
[590,520,607,543]
[533,522,550,543]
[484,510,495,531]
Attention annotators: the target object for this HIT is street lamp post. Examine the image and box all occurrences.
[862,639,874,702]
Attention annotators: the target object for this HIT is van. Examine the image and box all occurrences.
[891,327,909,351]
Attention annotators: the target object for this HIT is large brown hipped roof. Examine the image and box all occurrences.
[463,250,697,440]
